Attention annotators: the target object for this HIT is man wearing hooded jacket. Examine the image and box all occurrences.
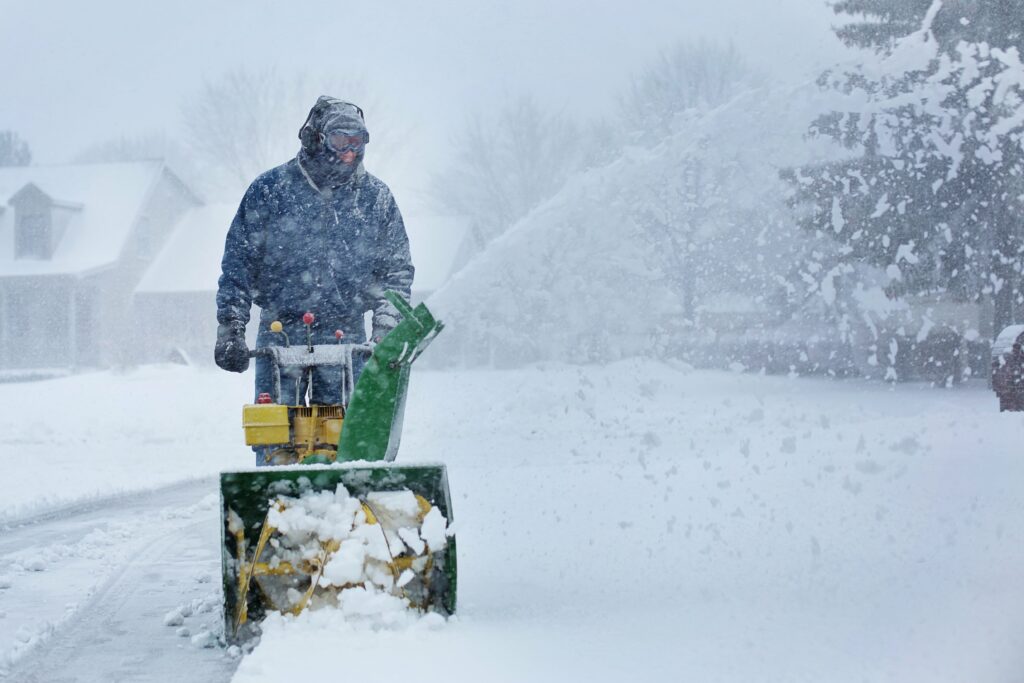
[214,97,414,420]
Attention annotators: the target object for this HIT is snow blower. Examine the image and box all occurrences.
[219,292,455,642]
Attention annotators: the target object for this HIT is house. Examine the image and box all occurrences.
[133,203,237,365]
[406,213,468,304]
[0,161,199,374]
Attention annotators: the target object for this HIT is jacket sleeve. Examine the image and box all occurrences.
[216,184,264,326]
[369,189,415,330]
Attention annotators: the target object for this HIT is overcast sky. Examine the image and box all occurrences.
[0,0,849,282]
[2,0,849,159]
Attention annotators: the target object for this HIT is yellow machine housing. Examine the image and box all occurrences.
[243,404,290,445]
[292,405,344,453]
[242,404,345,463]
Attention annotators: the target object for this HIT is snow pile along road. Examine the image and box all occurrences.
[0,364,252,522]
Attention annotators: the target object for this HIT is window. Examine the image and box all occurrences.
[135,216,154,258]
[15,211,52,259]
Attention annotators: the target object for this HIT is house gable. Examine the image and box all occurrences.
[0,161,203,371]
[0,161,168,276]
[8,183,84,261]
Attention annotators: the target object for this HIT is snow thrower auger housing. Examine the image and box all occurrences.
[220,292,456,642]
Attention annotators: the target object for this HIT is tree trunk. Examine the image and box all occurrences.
[992,211,1020,334]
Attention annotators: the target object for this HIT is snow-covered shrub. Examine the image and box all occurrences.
[786,0,1024,339]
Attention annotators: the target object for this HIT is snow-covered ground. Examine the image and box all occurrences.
[2,363,1024,681]
[0,481,236,681]
[0,365,252,523]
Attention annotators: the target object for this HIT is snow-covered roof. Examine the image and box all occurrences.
[136,203,235,293]
[0,161,167,276]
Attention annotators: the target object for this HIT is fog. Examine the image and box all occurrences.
[1,0,845,217]
[2,1,1024,680]
[2,0,1024,374]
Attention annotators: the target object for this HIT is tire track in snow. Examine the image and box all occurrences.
[0,478,215,552]
[1,479,238,682]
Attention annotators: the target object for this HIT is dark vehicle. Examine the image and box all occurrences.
[992,325,1024,412]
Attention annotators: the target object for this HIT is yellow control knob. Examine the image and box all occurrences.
[270,321,283,333]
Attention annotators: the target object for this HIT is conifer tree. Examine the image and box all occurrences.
[0,131,31,167]
[786,0,1024,333]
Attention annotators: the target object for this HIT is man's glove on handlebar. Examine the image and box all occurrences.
[215,321,250,373]
[371,312,398,343]
[371,324,395,344]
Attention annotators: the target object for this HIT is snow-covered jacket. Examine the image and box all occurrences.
[216,157,414,343]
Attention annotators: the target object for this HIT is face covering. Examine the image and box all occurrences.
[297,97,369,189]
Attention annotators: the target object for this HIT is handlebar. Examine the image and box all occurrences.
[248,343,374,363]
[249,343,376,406]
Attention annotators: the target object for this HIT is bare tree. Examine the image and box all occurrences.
[0,131,31,166]
[432,95,582,266]
[621,41,754,145]
[436,44,754,275]
[622,42,760,331]
[75,132,170,163]
[181,68,407,196]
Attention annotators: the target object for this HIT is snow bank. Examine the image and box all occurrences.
[0,364,252,522]
[3,363,1023,681]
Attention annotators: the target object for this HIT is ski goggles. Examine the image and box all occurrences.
[324,129,366,153]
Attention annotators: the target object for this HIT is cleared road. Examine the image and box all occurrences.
[1,479,238,682]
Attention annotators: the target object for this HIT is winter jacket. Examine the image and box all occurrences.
[216,157,414,343]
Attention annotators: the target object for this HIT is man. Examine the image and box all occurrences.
[214,96,414,411]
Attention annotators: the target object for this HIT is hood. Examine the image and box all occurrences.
[297,96,369,190]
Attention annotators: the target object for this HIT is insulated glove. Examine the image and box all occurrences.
[371,316,397,344]
[370,326,392,344]
[370,313,397,344]
[215,321,250,372]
